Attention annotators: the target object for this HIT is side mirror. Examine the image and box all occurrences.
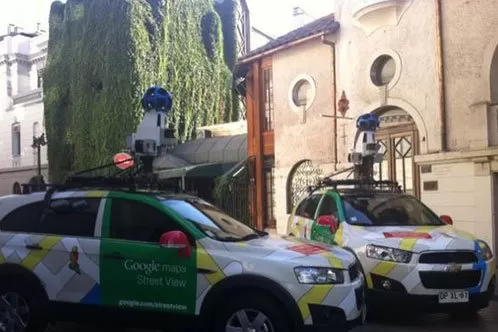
[440,215,453,225]
[316,215,339,234]
[159,231,192,258]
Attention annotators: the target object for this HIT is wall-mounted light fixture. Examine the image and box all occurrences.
[338,90,350,117]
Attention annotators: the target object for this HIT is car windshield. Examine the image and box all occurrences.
[162,198,264,242]
[342,194,444,227]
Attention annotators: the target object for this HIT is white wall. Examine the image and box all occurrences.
[0,32,48,171]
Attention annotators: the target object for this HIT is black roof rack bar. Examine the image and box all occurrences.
[17,155,181,202]
[321,178,399,187]
[308,178,402,194]
[39,175,182,204]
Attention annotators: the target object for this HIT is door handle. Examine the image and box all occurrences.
[197,268,217,275]
[25,244,42,250]
[105,252,124,259]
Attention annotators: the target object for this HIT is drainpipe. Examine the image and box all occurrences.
[321,35,338,169]
[435,0,448,151]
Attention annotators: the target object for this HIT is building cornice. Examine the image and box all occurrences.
[4,50,47,65]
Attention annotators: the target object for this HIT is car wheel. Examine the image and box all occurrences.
[0,277,48,332]
[214,292,290,332]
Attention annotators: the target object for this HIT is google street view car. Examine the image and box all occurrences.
[0,178,366,332]
[287,179,495,314]
[286,114,495,315]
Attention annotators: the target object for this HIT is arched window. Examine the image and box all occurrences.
[11,123,21,157]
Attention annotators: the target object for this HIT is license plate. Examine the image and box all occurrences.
[438,290,469,304]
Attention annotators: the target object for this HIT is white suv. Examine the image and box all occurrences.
[0,188,366,332]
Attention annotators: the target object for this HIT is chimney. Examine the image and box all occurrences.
[292,6,308,28]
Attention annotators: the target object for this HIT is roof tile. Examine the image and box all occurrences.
[240,13,339,61]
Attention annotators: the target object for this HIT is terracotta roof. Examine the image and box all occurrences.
[239,13,339,62]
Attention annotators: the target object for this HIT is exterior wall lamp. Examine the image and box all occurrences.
[338,90,350,117]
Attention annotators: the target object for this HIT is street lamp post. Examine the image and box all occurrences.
[31,133,46,179]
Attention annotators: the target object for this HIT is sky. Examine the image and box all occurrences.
[0,0,335,40]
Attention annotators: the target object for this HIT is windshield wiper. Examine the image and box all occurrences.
[240,233,261,241]
[216,232,261,242]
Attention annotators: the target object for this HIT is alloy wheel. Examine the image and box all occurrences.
[0,292,30,332]
[225,308,274,332]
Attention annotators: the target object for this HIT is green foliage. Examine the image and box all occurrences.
[214,0,241,122]
[44,0,236,182]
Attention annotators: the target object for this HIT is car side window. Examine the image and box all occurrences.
[109,198,183,243]
[317,195,338,218]
[295,198,309,217]
[0,201,46,233]
[295,194,321,219]
[38,198,101,237]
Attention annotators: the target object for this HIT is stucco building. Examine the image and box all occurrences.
[237,0,498,252]
[0,25,48,194]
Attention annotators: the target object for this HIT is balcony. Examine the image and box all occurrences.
[352,0,411,35]
[12,88,43,106]
[12,156,21,168]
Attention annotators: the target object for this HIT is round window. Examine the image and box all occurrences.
[292,79,312,107]
[370,55,396,86]
[289,74,316,111]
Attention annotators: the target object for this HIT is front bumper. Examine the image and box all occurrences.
[298,284,366,332]
[299,303,365,332]
[367,274,495,313]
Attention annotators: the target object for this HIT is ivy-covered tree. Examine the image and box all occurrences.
[44,0,235,182]
[214,0,242,122]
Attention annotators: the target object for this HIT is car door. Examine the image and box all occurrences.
[99,195,197,315]
[0,197,103,304]
[288,194,323,239]
[311,192,342,245]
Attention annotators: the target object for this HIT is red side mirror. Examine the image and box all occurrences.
[440,215,453,225]
[159,231,192,258]
[317,215,339,233]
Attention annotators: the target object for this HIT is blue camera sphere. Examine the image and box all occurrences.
[356,113,380,130]
[141,86,173,113]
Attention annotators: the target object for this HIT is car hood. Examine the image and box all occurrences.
[349,224,479,253]
[224,235,356,269]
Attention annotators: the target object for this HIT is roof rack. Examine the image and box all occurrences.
[41,175,182,204]
[308,178,402,194]
[20,157,182,203]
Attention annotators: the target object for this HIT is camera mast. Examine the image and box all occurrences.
[347,113,383,181]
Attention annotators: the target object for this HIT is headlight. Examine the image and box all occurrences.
[294,267,345,284]
[477,240,494,261]
[366,244,412,264]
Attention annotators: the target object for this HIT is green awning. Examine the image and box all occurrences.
[156,162,238,179]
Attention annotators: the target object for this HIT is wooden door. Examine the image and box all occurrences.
[374,124,420,197]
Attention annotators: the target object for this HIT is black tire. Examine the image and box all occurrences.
[213,291,290,332]
[0,276,49,332]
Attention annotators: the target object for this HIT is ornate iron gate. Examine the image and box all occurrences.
[213,159,251,224]
[286,159,322,213]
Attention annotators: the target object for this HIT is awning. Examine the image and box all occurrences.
[153,153,190,170]
[156,162,238,179]
[169,134,247,165]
